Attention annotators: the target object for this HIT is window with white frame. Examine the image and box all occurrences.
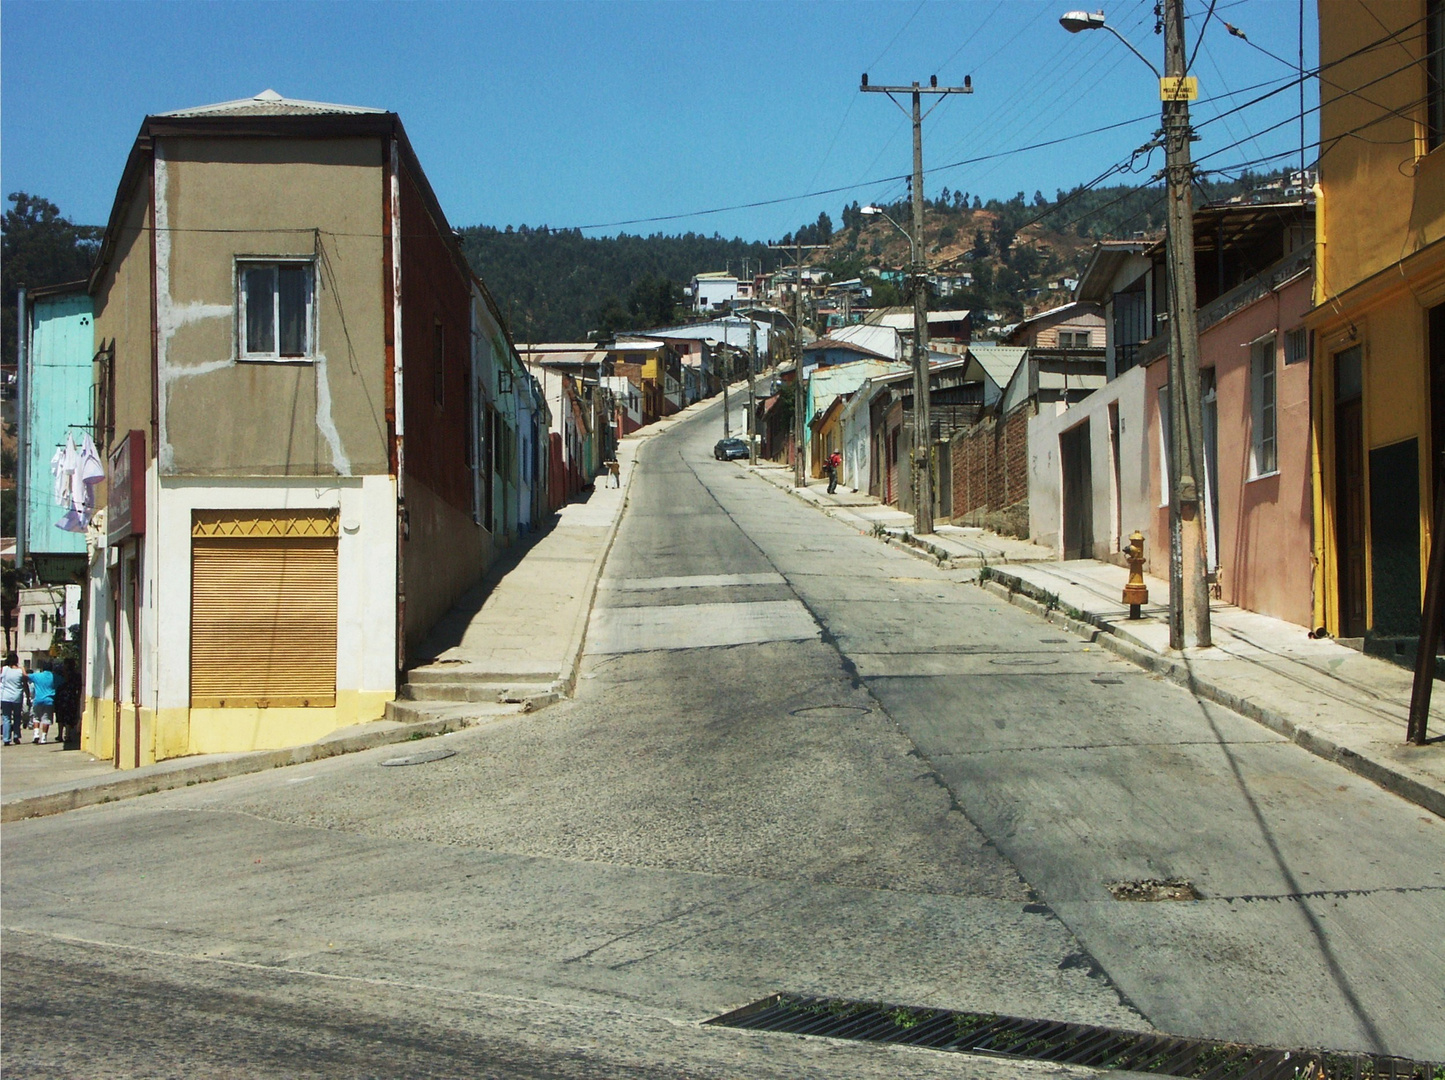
[1250,335,1278,477]
[238,260,315,360]
[1058,329,1092,348]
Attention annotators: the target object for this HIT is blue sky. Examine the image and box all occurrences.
[2,1,1317,242]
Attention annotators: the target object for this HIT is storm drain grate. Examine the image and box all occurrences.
[706,995,1443,1079]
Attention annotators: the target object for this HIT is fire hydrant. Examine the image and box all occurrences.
[1122,530,1148,619]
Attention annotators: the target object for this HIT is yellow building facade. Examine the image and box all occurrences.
[1307,0,1445,647]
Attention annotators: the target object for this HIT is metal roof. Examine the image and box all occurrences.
[158,89,386,118]
[965,344,1028,390]
[802,336,895,362]
[830,323,902,360]
[864,306,970,329]
[1074,241,1151,303]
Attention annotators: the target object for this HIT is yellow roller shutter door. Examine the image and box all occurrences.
[191,532,338,709]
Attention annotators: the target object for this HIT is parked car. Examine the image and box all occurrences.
[713,437,750,461]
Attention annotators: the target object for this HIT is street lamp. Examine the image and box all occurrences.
[1059,10,1161,76]
[1061,1,1211,650]
[860,205,918,263]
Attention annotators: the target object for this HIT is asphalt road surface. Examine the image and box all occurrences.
[4,397,1442,1077]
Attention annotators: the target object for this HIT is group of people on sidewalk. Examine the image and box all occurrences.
[2,653,78,747]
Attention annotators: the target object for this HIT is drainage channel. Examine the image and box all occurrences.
[706,995,1443,1079]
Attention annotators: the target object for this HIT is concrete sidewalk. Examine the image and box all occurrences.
[395,387,733,719]
[746,461,1055,567]
[2,387,735,822]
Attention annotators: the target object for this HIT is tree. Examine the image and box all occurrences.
[866,276,903,307]
[972,229,990,260]
[2,193,101,369]
[814,211,833,244]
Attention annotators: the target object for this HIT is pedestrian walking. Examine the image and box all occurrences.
[30,660,59,745]
[825,450,842,494]
[1,653,30,746]
[57,658,81,748]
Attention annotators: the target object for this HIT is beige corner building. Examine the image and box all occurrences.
[83,91,535,767]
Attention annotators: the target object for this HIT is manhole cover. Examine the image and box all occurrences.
[1106,878,1199,902]
[706,994,1441,1078]
[380,747,456,767]
[789,705,872,718]
[988,657,1060,667]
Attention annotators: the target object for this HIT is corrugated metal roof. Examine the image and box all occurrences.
[830,323,902,360]
[802,336,894,362]
[966,344,1028,389]
[158,89,386,118]
[1075,241,1151,303]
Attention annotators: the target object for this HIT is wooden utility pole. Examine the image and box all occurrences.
[795,239,805,487]
[861,73,971,535]
[769,242,828,487]
[722,344,731,439]
[747,317,758,466]
[1161,0,1211,648]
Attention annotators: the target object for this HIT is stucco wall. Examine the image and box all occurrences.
[1029,364,1150,562]
[1193,273,1313,626]
[402,474,493,660]
[91,188,155,492]
[1318,1,1444,294]
[155,136,388,477]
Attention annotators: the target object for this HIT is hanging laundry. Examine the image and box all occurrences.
[52,432,106,533]
[51,434,77,508]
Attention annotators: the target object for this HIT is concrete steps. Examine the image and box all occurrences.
[382,698,524,726]
[395,661,565,715]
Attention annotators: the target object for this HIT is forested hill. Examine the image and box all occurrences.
[458,227,784,343]
[459,170,1288,343]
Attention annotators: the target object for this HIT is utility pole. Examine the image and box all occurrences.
[794,238,806,487]
[766,241,828,487]
[861,73,971,535]
[1161,0,1211,649]
[722,345,730,439]
[747,317,758,466]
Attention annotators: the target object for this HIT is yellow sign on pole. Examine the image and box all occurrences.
[1159,76,1199,101]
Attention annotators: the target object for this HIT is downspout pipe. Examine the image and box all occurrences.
[15,288,27,569]
[390,136,407,673]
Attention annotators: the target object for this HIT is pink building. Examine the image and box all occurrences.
[1143,215,1314,626]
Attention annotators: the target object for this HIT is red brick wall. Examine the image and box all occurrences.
[399,164,474,516]
[951,406,1031,531]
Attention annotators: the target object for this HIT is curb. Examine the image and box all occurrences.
[751,468,949,569]
[1,712,500,824]
[978,571,1445,820]
[556,440,640,698]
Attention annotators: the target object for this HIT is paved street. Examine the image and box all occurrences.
[4,397,1443,1076]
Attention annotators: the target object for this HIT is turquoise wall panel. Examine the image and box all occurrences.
[25,293,94,555]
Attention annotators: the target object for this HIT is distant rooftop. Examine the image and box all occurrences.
[158,89,386,119]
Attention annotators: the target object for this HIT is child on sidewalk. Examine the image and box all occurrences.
[29,660,58,745]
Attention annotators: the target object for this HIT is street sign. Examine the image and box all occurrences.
[1159,76,1198,101]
